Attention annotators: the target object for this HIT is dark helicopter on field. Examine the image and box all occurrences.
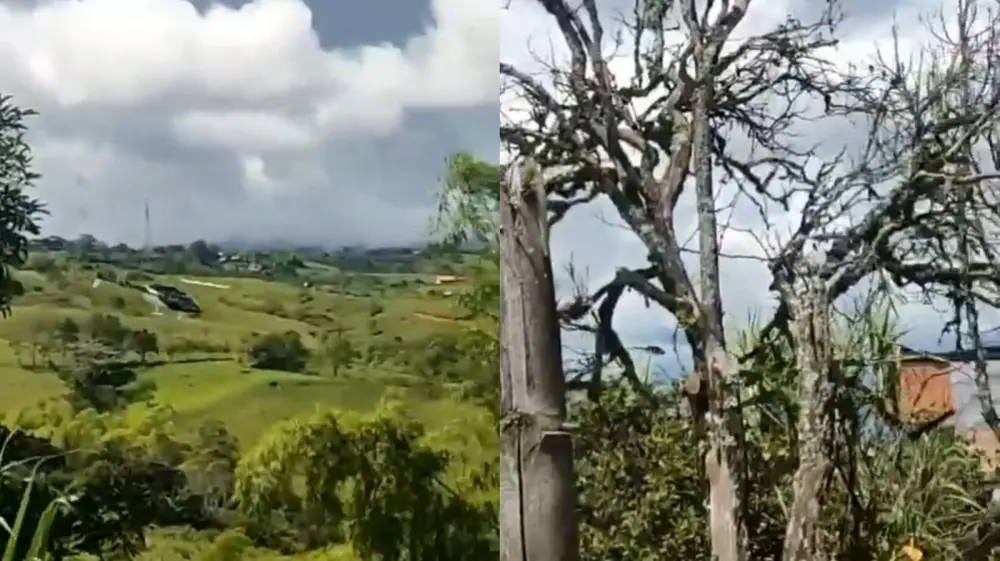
[91,273,203,317]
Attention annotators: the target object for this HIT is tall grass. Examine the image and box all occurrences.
[0,430,62,561]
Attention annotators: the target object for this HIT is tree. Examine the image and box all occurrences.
[245,331,310,372]
[87,313,131,350]
[434,152,500,249]
[434,155,501,410]
[129,328,159,364]
[183,420,241,512]
[188,239,217,264]
[0,422,215,560]
[501,0,926,556]
[56,341,139,412]
[503,2,1000,556]
[234,406,495,560]
[24,317,58,370]
[53,317,81,356]
[504,0,812,553]
[498,160,578,561]
[74,233,97,254]
[321,324,358,377]
[0,95,45,316]
[730,4,1000,557]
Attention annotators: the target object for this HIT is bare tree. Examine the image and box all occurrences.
[499,159,579,561]
[503,0,1000,557]
[745,2,1000,558]
[502,0,845,558]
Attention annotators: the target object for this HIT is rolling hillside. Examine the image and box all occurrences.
[0,256,481,446]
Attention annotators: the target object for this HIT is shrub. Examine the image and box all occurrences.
[245,331,310,373]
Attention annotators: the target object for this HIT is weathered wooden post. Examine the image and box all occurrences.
[498,159,579,561]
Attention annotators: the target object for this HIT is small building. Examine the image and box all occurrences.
[897,350,955,424]
[434,275,463,285]
[898,346,1000,470]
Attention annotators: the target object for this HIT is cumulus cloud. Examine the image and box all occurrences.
[501,0,996,361]
[0,0,498,246]
[1,0,496,127]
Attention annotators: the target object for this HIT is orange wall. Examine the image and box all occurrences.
[898,359,954,421]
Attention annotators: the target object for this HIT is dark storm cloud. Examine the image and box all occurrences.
[30,101,499,247]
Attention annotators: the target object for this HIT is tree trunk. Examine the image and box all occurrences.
[499,162,579,561]
[691,58,748,561]
[783,293,834,561]
[703,343,749,561]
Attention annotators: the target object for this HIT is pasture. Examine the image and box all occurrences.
[0,259,478,446]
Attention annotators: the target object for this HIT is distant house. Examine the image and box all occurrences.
[898,346,1000,470]
[434,275,463,285]
[898,350,955,423]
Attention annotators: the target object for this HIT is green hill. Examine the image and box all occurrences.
[0,256,479,446]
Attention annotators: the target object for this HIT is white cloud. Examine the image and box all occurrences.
[0,0,498,148]
[173,110,317,152]
[0,0,498,246]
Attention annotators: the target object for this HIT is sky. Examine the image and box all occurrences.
[0,0,990,370]
[0,0,498,248]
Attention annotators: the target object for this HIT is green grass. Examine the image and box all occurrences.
[0,256,494,561]
[140,361,391,445]
[0,262,480,446]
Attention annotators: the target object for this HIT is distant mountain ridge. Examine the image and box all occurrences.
[27,234,452,256]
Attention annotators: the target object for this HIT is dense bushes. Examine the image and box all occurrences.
[0,421,217,560]
[245,331,310,372]
[234,404,496,560]
[569,360,990,561]
[2,397,498,561]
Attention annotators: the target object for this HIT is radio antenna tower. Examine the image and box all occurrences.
[143,199,152,251]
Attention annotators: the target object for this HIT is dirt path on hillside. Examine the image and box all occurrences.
[413,312,461,324]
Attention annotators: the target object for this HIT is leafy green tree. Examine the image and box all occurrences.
[572,385,708,561]
[182,420,241,512]
[245,331,310,372]
[322,324,359,377]
[73,233,97,254]
[0,423,215,561]
[433,152,498,249]
[188,239,217,264]
[53,317,80,353]
[432,154,500,415]
[55,341,140,412]
[234,405,495,560]
[0,95,45,317]
[87,313,131,350]
[63,446,217,558]
[129,328,159,364]
[23,317,58,370]
[24,253,57,273]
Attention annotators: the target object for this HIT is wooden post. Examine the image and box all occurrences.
[499,160,579,561]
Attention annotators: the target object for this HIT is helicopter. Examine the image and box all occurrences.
[91,275,203,317]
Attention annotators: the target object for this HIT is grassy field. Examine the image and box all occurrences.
[0,257,494,561]
[0,259,479,446]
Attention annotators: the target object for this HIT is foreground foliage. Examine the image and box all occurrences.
[235,403,496,560]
